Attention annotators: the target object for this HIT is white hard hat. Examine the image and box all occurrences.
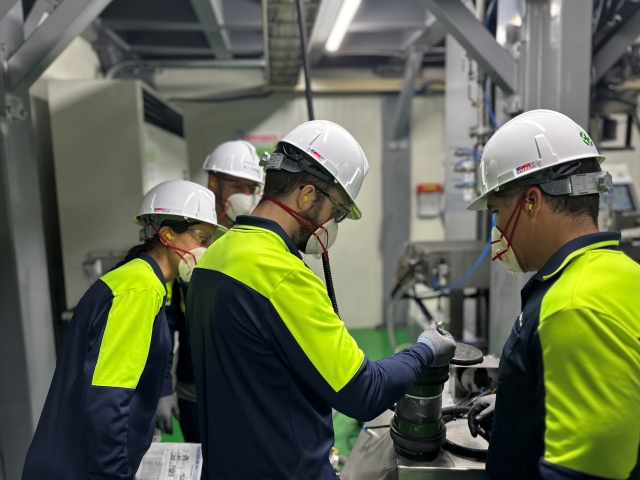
[260,120,369,220]
[202,140,265,185]
[135,180,227,238]
[468,109,606,210]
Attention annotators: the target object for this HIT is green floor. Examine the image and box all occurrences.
[162,327,407,459]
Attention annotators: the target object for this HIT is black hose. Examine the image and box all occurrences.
[295,0,315,121]
[323,255,340,316]
[295,0,340,317]
[441,405,488,461]
[411,295,434,322]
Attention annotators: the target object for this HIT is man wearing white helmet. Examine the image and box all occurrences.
[187,120,456,479]
[203,140,265,229]
[465,110,640,480]
[155,141,266,441]
[23,181,224,480]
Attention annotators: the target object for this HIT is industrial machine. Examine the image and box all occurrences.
[342,344,489,480]
[49,80,189,312]
[387,240,490,352]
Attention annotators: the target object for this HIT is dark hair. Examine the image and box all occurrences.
[494,157,602,224]
[259,144,333,205]
[115,219,193,269]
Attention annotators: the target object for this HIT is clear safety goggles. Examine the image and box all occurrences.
[187,228,214,248]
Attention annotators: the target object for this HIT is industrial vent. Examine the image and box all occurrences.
[264,0,320,87]
[143,91,184,138]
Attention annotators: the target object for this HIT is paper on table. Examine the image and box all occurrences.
[136,443,202,480]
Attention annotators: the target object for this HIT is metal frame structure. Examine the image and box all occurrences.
[0,1,112,476]
[593,7,640,83]
[422,0,517,95]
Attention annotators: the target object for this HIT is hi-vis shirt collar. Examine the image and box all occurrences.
[139,252,167,294]
[534,231,621,283]
[235,215,302,260]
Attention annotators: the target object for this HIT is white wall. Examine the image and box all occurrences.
[186,94,384,328]
[410,95,446,242]
[185,92,446,329]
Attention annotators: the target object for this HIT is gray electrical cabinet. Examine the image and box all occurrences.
[49,80,189,309]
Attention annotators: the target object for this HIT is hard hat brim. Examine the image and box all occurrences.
[467,154,607,211]
[205,167,265,186]
[467,194,488,211]
[135,214,229,237]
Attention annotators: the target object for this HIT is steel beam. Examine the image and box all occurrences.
[129,45,224,56]
[401,10,446,50]
[0,15,55,478]
[7,0,113,92]
[392,47,424,140]
[421,0,517,95]
[100,19,262,32]
[349,21,428,33]
[382,94,411,333]
[593,7,640,83]
[23,0,55,38]
[188,0,233,59]
[519,0,592,128]
[0,0,19,23]
[106,58,265,79]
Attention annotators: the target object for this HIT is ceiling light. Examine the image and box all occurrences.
[325,0,362,52]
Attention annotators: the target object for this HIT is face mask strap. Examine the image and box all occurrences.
[263,194,330,256]
[150,225,197,267]
[491,193,527,264]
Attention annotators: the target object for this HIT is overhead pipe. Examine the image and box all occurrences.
[106,58,265,79]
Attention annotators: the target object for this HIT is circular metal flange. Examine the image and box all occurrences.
[451,343,483,366]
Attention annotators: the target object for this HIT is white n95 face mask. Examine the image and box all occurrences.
[491,226,526,275]
[178,247,207,282]
[226,193,258,221]
[305,218,339,259]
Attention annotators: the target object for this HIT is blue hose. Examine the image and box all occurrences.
[439,214,496,292]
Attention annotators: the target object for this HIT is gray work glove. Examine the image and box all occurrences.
[417,325,457,367]
[468,393,496,442]
[156,394,180,435]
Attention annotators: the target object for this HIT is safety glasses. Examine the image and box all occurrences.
[187,229,215,248]
[315,187,350,223]
[221,175,261,195]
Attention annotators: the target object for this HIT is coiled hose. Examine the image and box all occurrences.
[441,405,488,461]
[323,254,340,316]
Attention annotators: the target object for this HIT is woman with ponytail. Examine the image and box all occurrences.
[23,180,225,480]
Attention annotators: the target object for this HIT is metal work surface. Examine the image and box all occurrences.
[342,410,487,480]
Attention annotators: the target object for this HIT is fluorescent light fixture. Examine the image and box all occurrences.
[325,0,363,52]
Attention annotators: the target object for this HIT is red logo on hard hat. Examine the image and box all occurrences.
[308,149,324,161]
[153,208,169,213]
[515,161,539,175]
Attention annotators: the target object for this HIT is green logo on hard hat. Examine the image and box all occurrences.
[580,131,593,147]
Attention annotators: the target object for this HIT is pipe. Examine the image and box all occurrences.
[295,0,341,317]
[295,0,315,121]
[105,59,266,79]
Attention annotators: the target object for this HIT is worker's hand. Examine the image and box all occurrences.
[156,394,180,435]
[417,325,456,367]
[468,394,496,442]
